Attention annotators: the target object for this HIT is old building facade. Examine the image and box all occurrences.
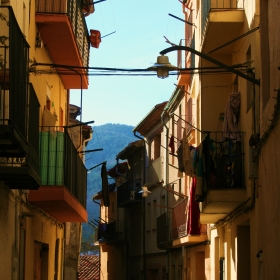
[95,0,280,279]
[0,1,93,279]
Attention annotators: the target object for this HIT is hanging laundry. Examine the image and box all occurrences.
[223,92,241,140]
[176,129,193,177]
[168,135,175,154]
[187,177,201,236]
[176,142,184,177]
[101,162,110,207]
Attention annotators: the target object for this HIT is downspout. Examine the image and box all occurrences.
[133,131,147,280]
[12,190,20,280]
[161,109,170,278]
[63,224,66,279]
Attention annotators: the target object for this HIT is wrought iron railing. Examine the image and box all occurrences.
[0,6,29,137]
[97,220,125,245]
[117,180,142,207]
[39,126,87,208]
[146,156,164,184]
[205,131,245,189]
[35,0,90,68]
[0,84,40,174]
[157,199,208,246]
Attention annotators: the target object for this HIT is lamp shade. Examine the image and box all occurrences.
[147,55,178,78]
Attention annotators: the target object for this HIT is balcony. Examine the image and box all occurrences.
[35,0,90,89]
[157,199,208,250]
[200,132,247,224]
[201,0,244,55]
[146,156,164,185]
[28,127,87,222]
[0,7,41,189]
[172,199,208,248]
[97,220,125,246]
[117,180,142,208]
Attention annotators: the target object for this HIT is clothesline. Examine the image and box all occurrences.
[172,113,208,134]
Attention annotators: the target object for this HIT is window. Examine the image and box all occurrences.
[151,134,161,161]
[34,242,49,280]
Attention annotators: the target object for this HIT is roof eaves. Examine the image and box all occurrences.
[133,101,167,133]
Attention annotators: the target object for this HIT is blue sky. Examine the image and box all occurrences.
[70,0,185,127]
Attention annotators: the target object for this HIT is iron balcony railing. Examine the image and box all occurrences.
[146,156,164,184]
[39,126,87,208]
[0,6,29,138]
[97,220,125,246]
[0,84,40,172]
[117,180,142,208]
[157,199,208,248]
[201,0,244,39]
[204,131,245,190]
[35,0,90,69]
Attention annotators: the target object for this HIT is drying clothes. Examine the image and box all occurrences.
[176,129,193,177]
[176,142,185,173]
[168,135,175,154]
[182,128,192,176]
[101,162,110,207]
[195,143,205,200]
[187,177,201,236]
[223,92,241,140]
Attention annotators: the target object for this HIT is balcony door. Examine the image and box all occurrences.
[195,251,205,280]
[33,242,48,280]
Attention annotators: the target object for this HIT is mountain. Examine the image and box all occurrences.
[81,123,138,253]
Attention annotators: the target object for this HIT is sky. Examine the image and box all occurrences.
[70,0,185,127]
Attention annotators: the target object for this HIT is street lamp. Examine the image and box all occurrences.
[148,46,260,86]
[147,55,178,79]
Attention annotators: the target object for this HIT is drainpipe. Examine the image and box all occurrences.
[161,109,170,278]
[133,131,147,280]
[12,190,19,280]
[63,223,66,279]
[83,130,93,163]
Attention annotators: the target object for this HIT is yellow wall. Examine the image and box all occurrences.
[0,1,71,279]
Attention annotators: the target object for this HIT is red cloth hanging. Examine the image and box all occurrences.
[187,177,201,235]
[168,135,175,154]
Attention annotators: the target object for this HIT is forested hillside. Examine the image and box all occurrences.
[81,123,138,253]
